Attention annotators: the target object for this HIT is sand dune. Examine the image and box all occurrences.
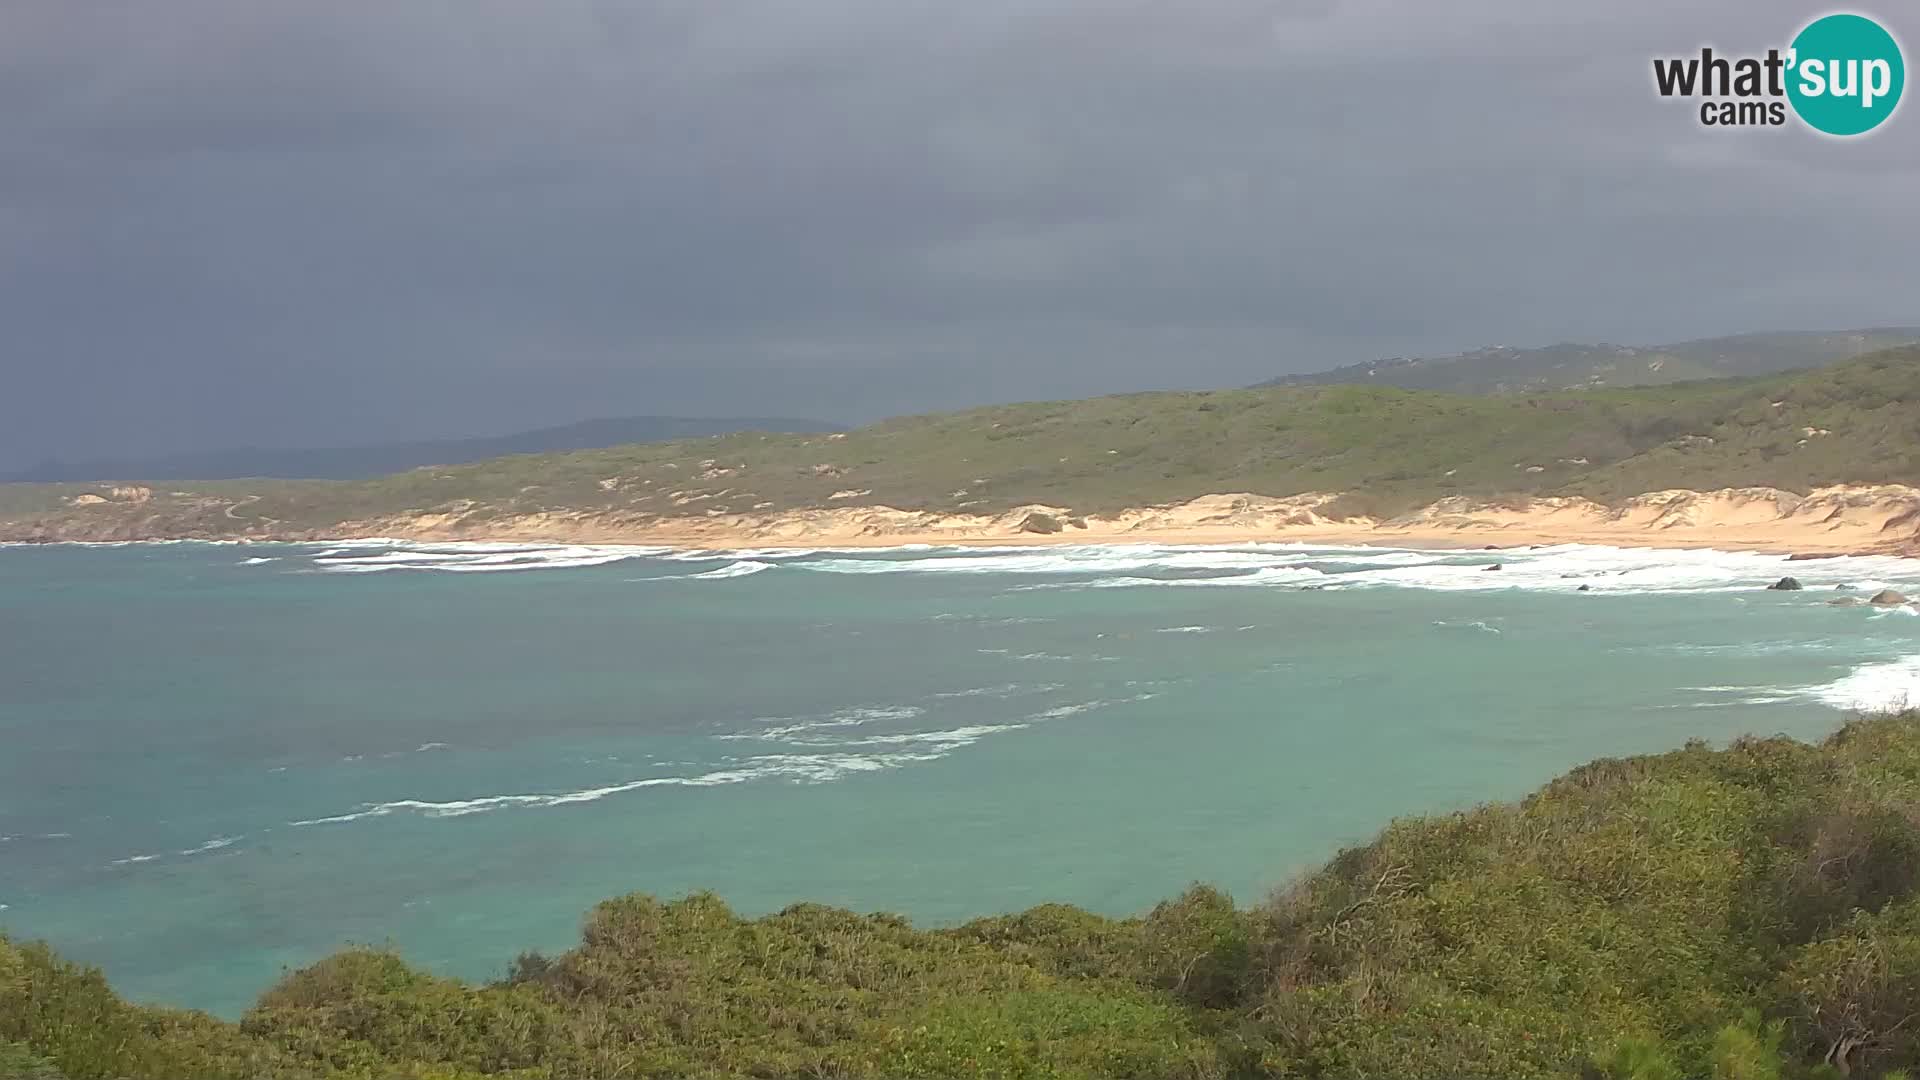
[334,484,1920,556]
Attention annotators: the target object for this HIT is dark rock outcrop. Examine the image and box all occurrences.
[1870,589,1910,606]
[1016,512,1063,535]
[1767,577,1803,591]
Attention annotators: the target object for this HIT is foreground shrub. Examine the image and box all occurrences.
[9,714,1920,1077]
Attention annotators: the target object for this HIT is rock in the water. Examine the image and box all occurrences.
[1829,597,1863,606]
[1016,512,1063,535]
[1836,584,1857,591]
[1577,584,1591,592]
[1767,577,1803,591]
[1483,563,1502,571]
[1482,545,1500,551]
[1870,589,1910,606]
[1787,552,1841,561]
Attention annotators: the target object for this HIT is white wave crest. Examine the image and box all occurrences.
[930,683,1061,698]
[795,546,1310,577]
[111,834,241,867]
[658,547,819,561]
[719,705,926,742]
[287,751,948,826]
[833,723,1030,748]
[924,542,1920,597]
[1805,655,1920,713]
[308,542,671,574]
[665,560,775,581]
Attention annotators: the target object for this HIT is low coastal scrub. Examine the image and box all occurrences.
[13,714,1920,1077]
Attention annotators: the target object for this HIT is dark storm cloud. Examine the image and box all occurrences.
[1,1,1915,465]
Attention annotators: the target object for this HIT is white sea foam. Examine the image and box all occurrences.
[287,751,949,825]
[795,547,1300,577]
[1679,652,1920,713]
[1639,639,1844,657]
[719,705,927,742]
[1805,655,1920,713]
[307,542,672,574]
[109,835,240,867]
[929,613,1053,625]
[1679,686,1810,707]
[833,723,1030,748]
[1155,625,1214,634]
[899,542,1920,597]
[279,538,1920,595]
[238,557,278,565]
[1023,566,1330,590]
[1029,695,1154,720]
[930,683,1061,698]
[686,560,775,580]
[720,690,1143,757]
[658,547,819,561]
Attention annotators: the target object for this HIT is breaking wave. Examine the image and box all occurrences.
[298,542,673,574]
[655,560,775,581]
[251,538,1920,598]
[287,752,948,825]
[1804,655,1920,713]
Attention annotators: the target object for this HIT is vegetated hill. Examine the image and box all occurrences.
[0,416,841,483]
[1254,327,1920,395]
[2,348,1918,541]
[12,713,1920,1078]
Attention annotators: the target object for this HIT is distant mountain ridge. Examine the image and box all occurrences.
[1255,327,1920,394]
[3,416,841,483]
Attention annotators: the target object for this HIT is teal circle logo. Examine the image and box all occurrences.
[1787,13,1905,135]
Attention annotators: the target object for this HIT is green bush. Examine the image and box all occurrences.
[14,715,1920,1076]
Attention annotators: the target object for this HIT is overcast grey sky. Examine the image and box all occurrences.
[2,1,1915,467]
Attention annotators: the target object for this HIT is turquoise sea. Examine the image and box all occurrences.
[3,538,1919,1018]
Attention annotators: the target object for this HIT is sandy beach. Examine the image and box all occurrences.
[315,483,1920,558]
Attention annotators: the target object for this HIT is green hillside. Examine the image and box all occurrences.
[1255,328,1920,395]
[0,416,841,485]
[12,713,1920,1078]
[3,348,1918,541]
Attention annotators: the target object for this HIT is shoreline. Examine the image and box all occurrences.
[11,524,1916,563]
[8,484,1920,560]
